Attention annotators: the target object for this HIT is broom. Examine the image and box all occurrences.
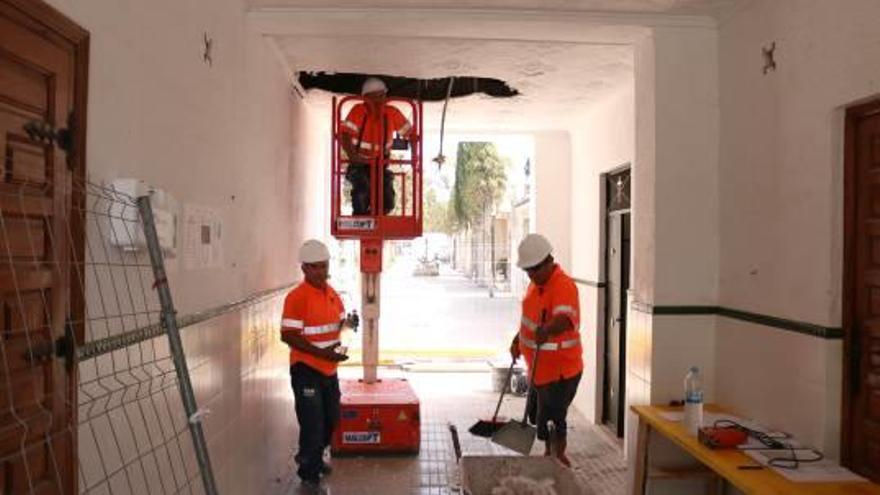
[468,359,516,437]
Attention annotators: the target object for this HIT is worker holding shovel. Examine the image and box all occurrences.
[508,234,583,467]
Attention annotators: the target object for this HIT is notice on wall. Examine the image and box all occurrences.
[183,204,223,270]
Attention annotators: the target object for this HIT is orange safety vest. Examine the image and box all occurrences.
[518,264,583,386]
[340,103,412,159]
[280,281,345,376]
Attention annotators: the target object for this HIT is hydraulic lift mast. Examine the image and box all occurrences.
[329,95,423,453]
[359,240,383,384]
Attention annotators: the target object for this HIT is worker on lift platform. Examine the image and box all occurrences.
[339,77,413,216]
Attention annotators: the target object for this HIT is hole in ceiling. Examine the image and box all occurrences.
[297,72,519,100]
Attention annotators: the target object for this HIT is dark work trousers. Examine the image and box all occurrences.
[345,162,395,215]
[291,363,341,482]
[532,373,582,441]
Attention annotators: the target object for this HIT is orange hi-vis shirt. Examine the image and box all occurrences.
[280,281,345,376]
[518,264,583,386]
[340,103,412,159]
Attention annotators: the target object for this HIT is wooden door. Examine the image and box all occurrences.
[0,1,87,493]
[602,169,630,438]
[845,99,880,480]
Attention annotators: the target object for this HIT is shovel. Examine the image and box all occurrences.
[490,310,546,455]
[490,348,540,455]
[468,360,516,438]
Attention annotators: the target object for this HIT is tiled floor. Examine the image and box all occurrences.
[275,369,626,495]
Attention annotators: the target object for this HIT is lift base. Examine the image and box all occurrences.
[331,378,421,455]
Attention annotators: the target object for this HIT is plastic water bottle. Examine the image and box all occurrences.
[684,366,704,435]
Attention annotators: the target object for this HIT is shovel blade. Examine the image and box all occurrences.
[490,421,536,456]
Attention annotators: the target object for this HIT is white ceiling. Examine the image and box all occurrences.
[248,0,740,16]
[253,1,742,131]
[277,36,633,132]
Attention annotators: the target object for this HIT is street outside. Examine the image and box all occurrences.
[338,253,520,364]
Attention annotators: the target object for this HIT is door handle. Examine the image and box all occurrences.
[25,319,76,370]
[22,111,76,166]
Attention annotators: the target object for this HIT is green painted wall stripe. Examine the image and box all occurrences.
[631,302,842,340]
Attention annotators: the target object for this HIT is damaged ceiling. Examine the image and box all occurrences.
[252,1,741,131]
[276,36,633,131]
[298,73,519,101]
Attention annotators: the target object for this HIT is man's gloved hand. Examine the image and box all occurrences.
[345,311,360,332]
[509,337,521,362]
[323,342,350,363]
[535,326,550,345]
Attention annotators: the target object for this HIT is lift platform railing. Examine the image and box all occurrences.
[330,95,423,240]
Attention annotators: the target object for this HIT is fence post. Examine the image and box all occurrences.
[137,196,219,495]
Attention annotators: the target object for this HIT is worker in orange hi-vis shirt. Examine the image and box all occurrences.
[339,77,413,216]
[508,234,583,467]
[280,239,358,492]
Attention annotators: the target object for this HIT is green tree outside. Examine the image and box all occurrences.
[451,142,508,229]
[423,188,456,234]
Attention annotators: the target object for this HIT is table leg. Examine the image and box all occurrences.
[632,417,650,495]
[712,474,725,495]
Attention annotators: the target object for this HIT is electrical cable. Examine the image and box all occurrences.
[712,419,824,470]
[432,77,455,167]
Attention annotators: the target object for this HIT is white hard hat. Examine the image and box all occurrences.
[516,234,553,269]
[299,239,330,264]
[361,77,388,95]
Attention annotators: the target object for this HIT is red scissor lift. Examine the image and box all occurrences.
[329,95,423,454]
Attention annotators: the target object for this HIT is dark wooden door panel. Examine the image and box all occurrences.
[0,1,87,493]
[0,408,52,456]
[846,100,880,480]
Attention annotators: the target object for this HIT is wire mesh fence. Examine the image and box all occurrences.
[0,175,215,494]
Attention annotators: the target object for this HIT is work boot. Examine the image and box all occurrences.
[299,479,327,494]
[544,424,555,456]
[320,448,333,476]
[555,438,571,468]
[296,452,330,474]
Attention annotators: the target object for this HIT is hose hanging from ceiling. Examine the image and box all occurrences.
[432,77,455,168]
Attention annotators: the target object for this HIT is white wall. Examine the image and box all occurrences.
[652,26,720,307]
[628,22,721,390]
[533,131,573,271]
[626,26,720,493]
[567,83,635,423]
[43,0,326,491]
[44,0,325,314]
[717,0,880,458]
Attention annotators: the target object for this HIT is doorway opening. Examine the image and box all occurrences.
[601,166,631,438]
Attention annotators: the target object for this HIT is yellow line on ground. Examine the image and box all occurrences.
[339,348,496,366]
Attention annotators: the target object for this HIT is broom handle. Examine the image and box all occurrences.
[491,360,516,422]
[521,308,547,424]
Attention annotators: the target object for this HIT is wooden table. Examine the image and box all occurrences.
[631,404,880,495]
